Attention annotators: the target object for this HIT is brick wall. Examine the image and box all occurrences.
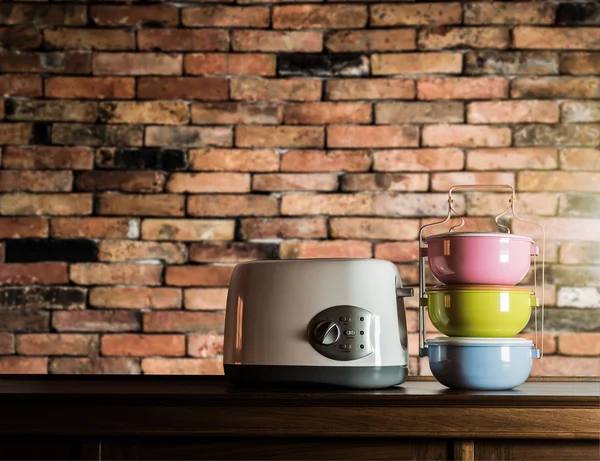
[0,1,598,377]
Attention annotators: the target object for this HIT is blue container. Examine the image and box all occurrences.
[425,337,537,391]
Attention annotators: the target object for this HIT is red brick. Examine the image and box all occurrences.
[142,358,223,375]
[432,172,515,191]
[467,148,557,170]
[372,53,462,75]
[70,263,162,286]
[74,171,165,193]
[232,30,322,52]
[377,101,464,124]
[138,77,228,100]
[183,53,226,75]
[326,79,414,100]
[145,126,232,148]
[53,311,140,333]
[16,334,97,356]
[330,218,420,240]
[423,125,511,147]
[188,334,223,358]
[559,242,600,264]
[141,219,234,241]
[183,6,269,27]
[231,78,321,101]
[0,26,42,50]
[0,122,31,144]
[138,29,228,51]
[373,193,465,217]
[102,334,185,357]
[144,311,225,333]
[45,77,134,99]
[90,287,182,310]
[98,101,188,125]
[371,3,462,26]
[281,241,372,259]
[327,30,415,52]
[0,357,47,374]
[0,217,47,239]
[166,173,250,193]
[253,173,338,191]
[342,173,427,192]
[273,5,367,29]
[560,52,600,75]
[514,27,600,50]
[184,288,228,311]
[0,51,91,73]
[240,218,327,239]
[190,148,279,172]
[236,126,324,148]
[98,241,186,264]
[0,74,41,96]
[518,171,600,192]
[511,77,600,98]
[281,150,371,172]
[419,27,509,49]
[558,333,600,356]
[468,101,559,123]
[0,194,92,216]
[373,149,464,171]
[228,54,276,76]
[189,242,275,263]
[0,4,86,26]
[45,29,134,50]
[560,149,600,171]
[0,171,72,192]
[281,194,372,216]
[562,102,600,123]
[90,5,179,27]
[93,53,182,76]
[284,102,371,124]
[165,266,234,287]
[418,77,508,100]
[516,332,556,355]
[531,356,599,377]
[513,217,600,241]
[97,194,184,217]
[374,242,419,262]
[51,217,138,239]
[3,146,93,170]
[49,357,140,375]
[0,333,14,354]
[327,125,419,148]
[189,195,275,217]
[191,103,282,125]
[464,2,556,25]
[0,310,49,332]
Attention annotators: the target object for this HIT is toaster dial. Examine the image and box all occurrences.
[307,305,373,361]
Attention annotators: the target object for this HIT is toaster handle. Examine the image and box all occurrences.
[396,287,413,298]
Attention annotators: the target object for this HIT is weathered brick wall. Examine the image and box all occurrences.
[0,1,598,376]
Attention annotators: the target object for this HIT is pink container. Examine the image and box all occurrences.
[423,232,538,286]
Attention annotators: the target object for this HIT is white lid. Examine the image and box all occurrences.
[425,232,533,243]
[426,337,533,347]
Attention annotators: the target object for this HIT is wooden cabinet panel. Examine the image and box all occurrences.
[476,439,600,461]
[0,437,83,460]
[100,437,451,460]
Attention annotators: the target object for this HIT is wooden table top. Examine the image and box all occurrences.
[0,376,598,438]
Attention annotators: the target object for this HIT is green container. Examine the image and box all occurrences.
[427,286,535,338]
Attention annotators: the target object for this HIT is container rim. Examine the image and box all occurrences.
[424,232,534,243]
[426,285,534,293]
[426,337,534,346]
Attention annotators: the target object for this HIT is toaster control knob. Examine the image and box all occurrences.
[314,321,340,346]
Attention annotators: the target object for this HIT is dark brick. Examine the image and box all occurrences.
[465,51,558,75]
[96,148,187,171]
[0,286,86,310]
[278,53,368,77]
[526,308,600,333]
[31,122,51,145]
[190,242,279,262]
[52,124,143,147]
[74,171,166,193]
[556,3,600,25]
[4,239,98,263]
[0,310,49,332]
[559,193,600,217]
[0,26,42,50]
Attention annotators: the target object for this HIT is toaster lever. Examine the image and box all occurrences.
[396,287,414,298]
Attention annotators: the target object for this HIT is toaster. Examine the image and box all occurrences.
[223,259,413,389]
